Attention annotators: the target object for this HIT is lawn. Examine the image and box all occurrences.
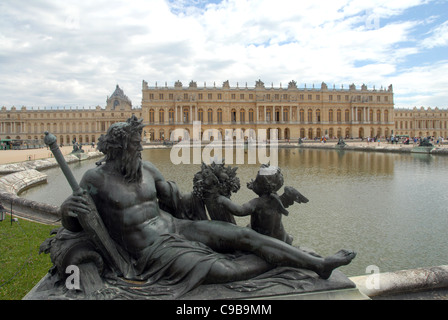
[0,214,58,300]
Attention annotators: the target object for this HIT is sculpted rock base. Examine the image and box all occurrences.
[25,251,358,300]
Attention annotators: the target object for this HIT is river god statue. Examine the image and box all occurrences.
[35,116,356,300]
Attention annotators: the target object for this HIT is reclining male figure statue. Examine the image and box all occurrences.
[57,116,356,296]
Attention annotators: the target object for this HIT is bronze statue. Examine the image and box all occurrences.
[193,163,308,244]
[40,116,356,299]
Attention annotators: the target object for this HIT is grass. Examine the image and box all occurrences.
[0,214,58,300]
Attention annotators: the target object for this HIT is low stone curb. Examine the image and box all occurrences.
[350,265,448,298]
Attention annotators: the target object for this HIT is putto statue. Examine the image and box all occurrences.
[37,116,356,300]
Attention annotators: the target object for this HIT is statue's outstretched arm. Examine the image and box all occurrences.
[217,195,255,217]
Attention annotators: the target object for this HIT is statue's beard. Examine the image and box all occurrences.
[121,151,143,184]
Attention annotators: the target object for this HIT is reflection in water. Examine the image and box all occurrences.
[21,148,448,277]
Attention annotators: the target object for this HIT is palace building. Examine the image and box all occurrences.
[141,79,395,142]
[1,81,447,149]
[393,107,448,139]
[0,85,143,148]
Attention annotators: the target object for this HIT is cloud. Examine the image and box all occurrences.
[421,20,448,48]
[0,0,446,109]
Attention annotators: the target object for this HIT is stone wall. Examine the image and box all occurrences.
[0,151,102,223]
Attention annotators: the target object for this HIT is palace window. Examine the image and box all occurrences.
[345,109,350,122]
[217,109,223,123]
[307,109,313,122]
[283,109,289,122]
[149,109,154,123]
[299,109,305,122]
[183,108,189,123]
[208,108,213,123]
[231,109,237,123]
[240,109,245,123]
[249,109,254,123]
[159,109,164,123]
[316,109,321,122]
[329,109,334,122]
[169,109,174,124]
[198,109,204,123]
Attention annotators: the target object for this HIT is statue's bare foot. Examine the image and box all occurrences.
[317,249,356,279]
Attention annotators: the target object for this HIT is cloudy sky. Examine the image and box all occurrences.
[1,0,447,109]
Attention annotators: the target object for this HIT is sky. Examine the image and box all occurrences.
[1,0,447,110]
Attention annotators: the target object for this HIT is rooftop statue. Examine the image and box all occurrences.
[38,116,356,299]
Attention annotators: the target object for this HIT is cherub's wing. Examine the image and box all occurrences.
[282,186,309,205]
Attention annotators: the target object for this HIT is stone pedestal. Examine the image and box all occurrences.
[24,266,368,300]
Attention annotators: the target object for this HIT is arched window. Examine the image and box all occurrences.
[283,108,289,122]
[149,109,155,123]
[169,109,174,124]
[249,109,254,123]
[207,108,213,123]
[183,107,189,123]
[299,109,305,122]
[159,109,164,123]
[217,109,223,123]
[240,109,245,123]
[198,108,204,123]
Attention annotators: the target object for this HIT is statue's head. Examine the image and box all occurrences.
[97,115,145,183]
[247,164,284,196]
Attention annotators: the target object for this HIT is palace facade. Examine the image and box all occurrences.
[141,80,395,142]
[1,81,447,148]
[0,85,142,147]
[394,107,448,139]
